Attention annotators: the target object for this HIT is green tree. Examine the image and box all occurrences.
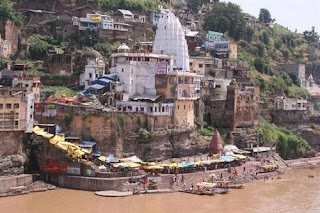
[243,26,254,43]
[0,57,7,69]
[0,0,23,25]
[28,35,51,59]
[187,0,203,14]
[258,8,273,24]
[203,2,246,41]
[303,26,320,44]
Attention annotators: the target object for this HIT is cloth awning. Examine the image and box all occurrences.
[169,163,181,169]
[144,165,164,170]
[233,154,247,160]
[119,156,142,163]
[79,141,96,148]
[98,156,107,162]
[43,133,54,139]
[91,151,102,157]
[220,156,235,162]
[50,134,65,145]
[106,154,119,163]
[180,162,195,168]
[55,142,79,151]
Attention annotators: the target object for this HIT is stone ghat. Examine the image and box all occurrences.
[44,173,146,191]
[0,174,33,194]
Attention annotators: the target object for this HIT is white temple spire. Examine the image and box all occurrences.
[152,11,190,72]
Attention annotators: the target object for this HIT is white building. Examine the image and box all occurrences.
[275,97,308,111]
[111,44,173,98]
[152,11,190,72]
[80,50,106,89]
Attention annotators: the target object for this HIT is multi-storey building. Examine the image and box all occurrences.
[0,87,35,133]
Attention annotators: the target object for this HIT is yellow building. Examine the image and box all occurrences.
[230,41,238,59]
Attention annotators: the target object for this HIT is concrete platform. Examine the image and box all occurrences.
[94,190,133,197]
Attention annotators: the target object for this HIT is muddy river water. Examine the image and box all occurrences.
[1,168,320,213]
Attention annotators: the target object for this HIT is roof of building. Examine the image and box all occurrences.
[131,94,161,102]
[117,9,134,17]
[83,49,103,58]
[101,73,118,81]
[79,141,96,148]
[89,84,105,90]
[186,31,199,37]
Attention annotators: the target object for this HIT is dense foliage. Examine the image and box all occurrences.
[0,0,23,25]
[203,2,246,41]
[256,118,315,159]
[99,0,158,12]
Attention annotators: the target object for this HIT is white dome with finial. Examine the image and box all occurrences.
[152,11,189,72]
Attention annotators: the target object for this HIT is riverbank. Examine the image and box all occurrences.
[2,155,320,198]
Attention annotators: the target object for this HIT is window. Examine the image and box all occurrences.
[162,107,165,112]
[150,107,153,112]
[216,85,221,88]
[140,107,144,112]
[178,105,179,110]
[6,103,11,109]
[14,103,19,109]
[199,64,203,68]
[184,105,186,109]
[155,107,157,112]
[89,73,92,78]
[0,104,3,109]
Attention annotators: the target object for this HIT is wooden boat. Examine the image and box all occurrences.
[179,189,214,196]
[213,180,245,189]
[218,184,245,189]
[214,188,230,194]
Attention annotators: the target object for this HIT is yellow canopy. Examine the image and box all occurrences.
[98,156,107,162]
[72,149,85,158]
[34,130,47,136]
[194,161,204,166]
[55,142,78,151]
[196,182,217,188]
[233,154,247,160]
[212,159,225,163]
[169,163,181,169]
[50,134,65,145]
[158,163,169,167]
[43,133,54,139]
[33,126,45,132]
[127,162,141,168]
[82,147,92,154]
[144,165,164,170]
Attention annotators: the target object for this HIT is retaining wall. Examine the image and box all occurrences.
[0,174,33,193]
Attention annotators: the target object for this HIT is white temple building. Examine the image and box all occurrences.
[152,11,190,72]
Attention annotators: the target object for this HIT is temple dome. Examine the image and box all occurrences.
[152,12,190,72]
[83,49,103,59]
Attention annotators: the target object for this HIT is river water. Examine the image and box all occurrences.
[1,168,320,213]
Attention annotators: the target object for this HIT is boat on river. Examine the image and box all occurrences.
[213,180,245,189]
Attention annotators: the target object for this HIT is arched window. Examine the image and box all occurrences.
[182,90,188,97]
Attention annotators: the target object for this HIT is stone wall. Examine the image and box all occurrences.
[271,110,311,124]
[44,173,143,191]
[0,131,24,157]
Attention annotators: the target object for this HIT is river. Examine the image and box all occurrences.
[1,168,320,213]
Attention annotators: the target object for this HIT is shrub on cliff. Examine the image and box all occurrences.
[256,118,315,159]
